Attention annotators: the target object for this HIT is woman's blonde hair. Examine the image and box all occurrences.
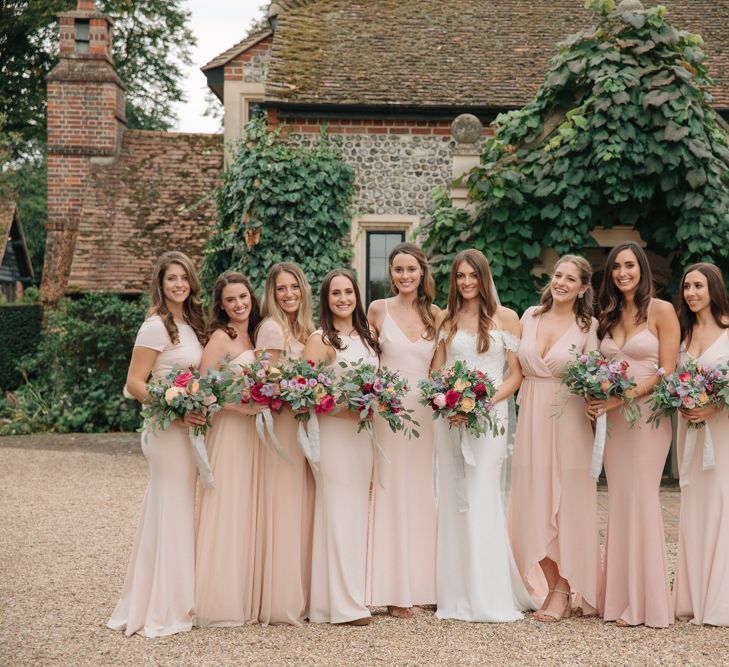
[148,251,206,345]
[533,254,594,332]
[260,262,314,348]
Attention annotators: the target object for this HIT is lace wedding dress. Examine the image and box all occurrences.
[435,329,535,622]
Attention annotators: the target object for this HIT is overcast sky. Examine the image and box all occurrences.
[173,0,265,133]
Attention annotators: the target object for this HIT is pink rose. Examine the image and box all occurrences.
[315,394,335,414]
[173,371,194,388]
[433,393,447,409]
[269,398,283,412]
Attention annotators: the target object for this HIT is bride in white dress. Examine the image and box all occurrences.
[432,249,535,622]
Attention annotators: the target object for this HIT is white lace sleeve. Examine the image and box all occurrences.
[438,329,448,344]
[500,330,520,353]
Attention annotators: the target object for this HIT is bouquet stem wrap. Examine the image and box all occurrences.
[590,413,607,480]
[679,423,715,487]
[188,427,215,489]
[255,408,290,463]
[296,413,321,465]
[451,424,477,513]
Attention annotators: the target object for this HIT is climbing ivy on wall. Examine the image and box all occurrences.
[421,1,729,311]
[203,118,355,295]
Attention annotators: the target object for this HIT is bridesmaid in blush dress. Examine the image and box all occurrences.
[194,271,264,627]
[587,242,680,628]
[304,269,379,626]
[673,263,729,626]
[509,255,601,622]
[253,263,315,626]
[366,243,438,617]
[107,251,208,638]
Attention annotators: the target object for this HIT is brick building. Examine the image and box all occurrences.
[42,0,729,304]
[0,201,34,302]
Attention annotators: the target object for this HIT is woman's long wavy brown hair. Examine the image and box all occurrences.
[319,269,379,356]
[677,262,729,346]
[442,249,498,353]
[597,242,654,340]
[148,251,207,345]
[534,254,594,333]
[388,242,437,341]
[259,262,314,348]
[209,271,261,340]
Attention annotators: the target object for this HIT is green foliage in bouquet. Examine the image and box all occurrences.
[0,294,147,434]
[203,118,355,298]
[420,2,729,311]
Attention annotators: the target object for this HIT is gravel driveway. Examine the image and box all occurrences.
[1,433,726,666]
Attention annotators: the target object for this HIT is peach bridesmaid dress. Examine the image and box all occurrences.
[107,315,203,637]
[253,318,314,626]
[366,299,437,608]
[509,307,601,613]
[674,331,729,625]
[599,309,673,628]
[194,349,261,627]
[309,332,377,624]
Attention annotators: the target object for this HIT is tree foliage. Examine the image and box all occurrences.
[0,0,195,154]
[421,2,729,311]
[203,118,355,297]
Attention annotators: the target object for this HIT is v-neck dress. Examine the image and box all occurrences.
[253,319,314,626]
[599,315,673,628]
[366,299,437,607]
[508,307,601,613]
[674,330,729,626]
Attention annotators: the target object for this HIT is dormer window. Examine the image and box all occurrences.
[75,19,90,54]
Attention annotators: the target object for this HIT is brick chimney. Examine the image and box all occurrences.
[41,0,126,307]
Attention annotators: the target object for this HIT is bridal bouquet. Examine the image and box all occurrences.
[418,360,501,438]
[233,350,287,458]
[650,359,729,486]
[278,358,337,463]
[142,367,229,488]
[561,348,640,479]
[335,362,418,437]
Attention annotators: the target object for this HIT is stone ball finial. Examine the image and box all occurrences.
[268,2,283,19]
[451,114,483,145]
[617,0,644,12]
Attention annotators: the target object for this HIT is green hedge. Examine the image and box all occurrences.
[0,304,42,390]
[0,294,147,434]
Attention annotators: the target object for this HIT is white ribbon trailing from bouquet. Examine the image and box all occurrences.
[451,424,477,513]
[589,413,607,480]
[297,413,321,465]
[188,427,215,489]
[255,408,290,463]
[679,423,716,487]
[369,424,390,488]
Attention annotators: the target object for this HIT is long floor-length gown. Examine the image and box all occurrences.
[309,332,377,624]
[509,308,601,612]
[194,349,261,627]
[107,315,202,637]
[253,318,314,626]
[435,329,535,622]
[599,312,673,628]
[367,299,437,608]
[674,331,729,626]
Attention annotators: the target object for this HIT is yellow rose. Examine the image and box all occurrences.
[314,385,327,399]
[269,366,282,377]
[460,397,476,413]
[188,380,200,394]
[698,392,709,406]
[454,378,470,392]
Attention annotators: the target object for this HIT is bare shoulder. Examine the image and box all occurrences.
[367,299,386,328]
[651,298,678,323]
[434,308,449,330]
[495,305,520,331]
[206,327,231,349]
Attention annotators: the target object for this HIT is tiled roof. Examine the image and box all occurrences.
[201,27,272,72]
[67,131,223,293]
[0,200,15,243]
[261,0,729,109]
[0,199,34,281]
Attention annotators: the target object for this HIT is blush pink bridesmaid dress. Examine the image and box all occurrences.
[508,307,601,613]
[309,332,377,624]
[107,315,202,637]
[599,305,673,628]
[366,299,437,608]
[674,331,729,626]
[253,318,314,626]
[194,349,261,627]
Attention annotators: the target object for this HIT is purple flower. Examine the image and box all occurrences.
[373,378,385,393]
[308,378,318,387]
[578,354,589,363]
[261,383,277,397]
[256,369,266,379]
[656,367,666,377]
